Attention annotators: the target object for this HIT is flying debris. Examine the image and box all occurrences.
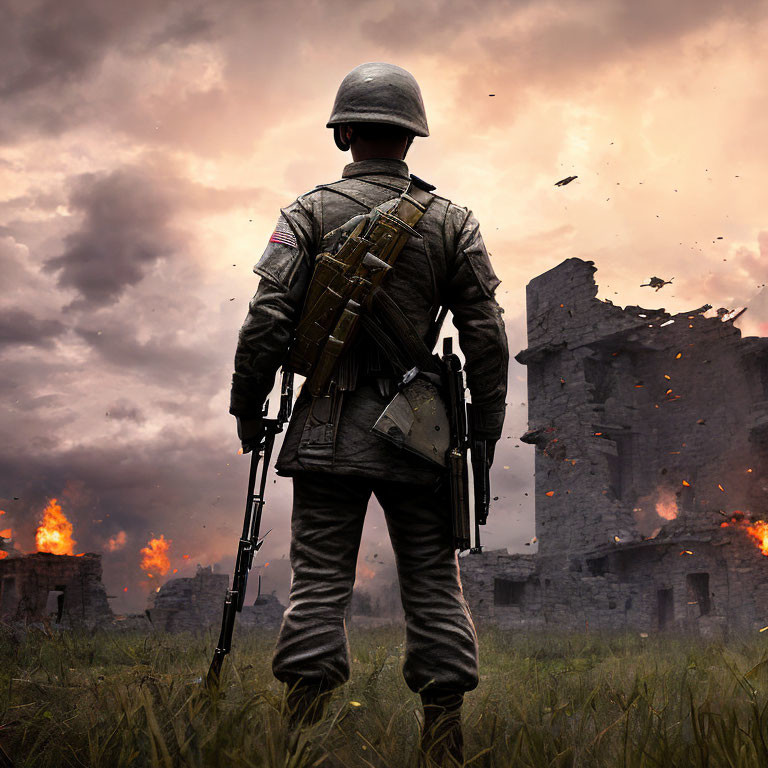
[555,175,578,187]
[641,276,674,291]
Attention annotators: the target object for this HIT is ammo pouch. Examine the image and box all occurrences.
[372,372,449,467]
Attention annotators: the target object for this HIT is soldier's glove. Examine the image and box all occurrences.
[236,416,265,454]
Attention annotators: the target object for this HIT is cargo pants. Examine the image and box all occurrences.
[272,472,479,695]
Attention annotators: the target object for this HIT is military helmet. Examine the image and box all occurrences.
[327,62,429,151]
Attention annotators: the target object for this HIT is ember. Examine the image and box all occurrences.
[36,498,76,555]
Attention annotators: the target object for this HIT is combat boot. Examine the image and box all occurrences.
[284,681,332,730]
[418,691,464,767]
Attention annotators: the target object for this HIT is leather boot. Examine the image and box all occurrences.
[418,691,464,767]
[284,681,332,730]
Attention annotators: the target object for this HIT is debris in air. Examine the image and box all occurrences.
[641,276,674,291]
[555,176,578,187]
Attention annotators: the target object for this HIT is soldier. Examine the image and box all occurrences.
[230,62,508,766]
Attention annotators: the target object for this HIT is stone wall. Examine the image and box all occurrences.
[147,565,285,633]
[0,552,113,627]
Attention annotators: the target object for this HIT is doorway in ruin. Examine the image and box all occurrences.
[657,588,674,629]
[686,573,711,616]
[1,576,17,615]
[45,587,66,623]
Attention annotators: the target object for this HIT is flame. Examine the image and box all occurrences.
[0,528,11,539]
[107,530,127,552]
[182,554,190,560]
[721,513,768,556]
[682,480,691,487]
[0,551,7,560]
[123,587,128,592]
[36,498,76,555]
[545,490,555,497]
[0,509,5,515]
[746,521,768,556]
[140,535,171,576]
[655,493,678,520]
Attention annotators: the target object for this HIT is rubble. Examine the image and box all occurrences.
[461,258,768,634]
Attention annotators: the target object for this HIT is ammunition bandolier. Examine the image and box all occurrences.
[230,158,509,484]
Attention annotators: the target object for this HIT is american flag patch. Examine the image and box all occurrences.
[269,217,298,248]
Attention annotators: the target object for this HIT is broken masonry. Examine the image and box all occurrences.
[460,258,768,636]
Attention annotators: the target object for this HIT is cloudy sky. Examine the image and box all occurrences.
[2,0,767,612]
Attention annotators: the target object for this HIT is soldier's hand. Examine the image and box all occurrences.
[236,416,265,454]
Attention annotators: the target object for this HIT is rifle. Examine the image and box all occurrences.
[442,338,490,553]
[207,369,294,687]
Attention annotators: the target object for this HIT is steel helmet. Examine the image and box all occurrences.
[327,62,429,151]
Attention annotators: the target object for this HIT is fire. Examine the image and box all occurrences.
[721,513,768,557]
[36,498,76,555]
[746,521,768,557]
[0,551,7,560]
[655,490,678,521]
[140,535,171,577]
[0,528,11,539]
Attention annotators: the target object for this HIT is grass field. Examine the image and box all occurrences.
[2,623,768,767]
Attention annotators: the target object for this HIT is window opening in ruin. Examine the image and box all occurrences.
[657,588,674,630]
[604,431,633,500]
[584,355,614,405]
[686,573,711,616]
[1,576,17,615]
[586,556,609,576]
[494,578,525,606]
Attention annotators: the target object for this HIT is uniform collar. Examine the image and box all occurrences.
[341,158,410,180]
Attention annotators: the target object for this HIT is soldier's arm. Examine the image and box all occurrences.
[445,208,509,443]
[229,199,315,423]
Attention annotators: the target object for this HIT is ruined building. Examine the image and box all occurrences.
[460,258,768,634]
[0,552,113,627]
[147,565,285,633]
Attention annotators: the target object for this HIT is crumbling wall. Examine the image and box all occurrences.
[147,565,285,633]
[517,258,768,564]
[459,257,768,634]
[459,551,543,629]
[0,553,113,627]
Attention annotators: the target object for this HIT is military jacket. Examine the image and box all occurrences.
[230,158,509,483]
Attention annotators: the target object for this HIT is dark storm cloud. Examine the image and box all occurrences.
[0,308,66,349]
[44,167,183,308]
[43,163,263,309]
[0,0,209,98]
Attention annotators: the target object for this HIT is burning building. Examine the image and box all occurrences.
[460,258,768,635]
[0,552,113,627]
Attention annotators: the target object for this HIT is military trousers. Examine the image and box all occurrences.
[272,472,479,695]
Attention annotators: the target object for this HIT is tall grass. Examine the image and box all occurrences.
[1,623,768,767]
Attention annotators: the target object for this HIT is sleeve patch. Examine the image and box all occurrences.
[269,217,298,248]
